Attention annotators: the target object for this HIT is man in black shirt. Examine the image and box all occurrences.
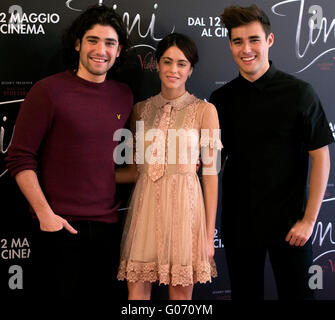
[210,4,334,300]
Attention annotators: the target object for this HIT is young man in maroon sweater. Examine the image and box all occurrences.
[6,5,133,300]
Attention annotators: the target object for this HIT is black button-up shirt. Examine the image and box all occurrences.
[210,62,334,245]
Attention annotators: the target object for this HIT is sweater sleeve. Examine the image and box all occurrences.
[5,80,54,177]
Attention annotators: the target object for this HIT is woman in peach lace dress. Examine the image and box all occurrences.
[116,33,222,300]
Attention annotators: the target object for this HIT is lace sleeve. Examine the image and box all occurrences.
[199,103,223,175]
[199,135,223,150]
[199,102,223,149]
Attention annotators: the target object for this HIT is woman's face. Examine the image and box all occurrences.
[157,45,193,96]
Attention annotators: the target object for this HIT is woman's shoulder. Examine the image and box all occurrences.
[134,94,157,109]
[189,95,217,116]
[132,95,156,120]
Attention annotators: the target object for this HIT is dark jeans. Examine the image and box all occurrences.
[224,239,315,300]
[30,219,126,301]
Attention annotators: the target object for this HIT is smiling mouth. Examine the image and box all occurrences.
[242,56,256,62]
[90,57,108,63]
[167,76,179,80]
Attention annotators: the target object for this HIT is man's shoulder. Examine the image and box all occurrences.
[32,71,71,91]
[24,71,68,98]
[273,68,311,91]
[209,77,239,101]
[39,70,69,83]
[107,79,133,97]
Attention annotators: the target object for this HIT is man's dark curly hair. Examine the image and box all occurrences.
[62,4,130,72]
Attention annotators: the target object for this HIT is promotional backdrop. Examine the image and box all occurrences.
[1,0,335,300]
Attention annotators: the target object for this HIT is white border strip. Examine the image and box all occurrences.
[0,99,24,105]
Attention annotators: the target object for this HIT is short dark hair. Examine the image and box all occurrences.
[62,4,130,71]
[155,33,199,68]
[220,4,271,40]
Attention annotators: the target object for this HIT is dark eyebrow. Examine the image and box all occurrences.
[249,35,261,40]
[232,35,261,42]
[161,57,189,63]
[86,35,99,40]
[86,35,118,42]
[161,57,173,61]
[231,37,242,43]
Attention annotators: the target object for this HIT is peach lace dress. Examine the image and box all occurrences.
[117,92,222,286]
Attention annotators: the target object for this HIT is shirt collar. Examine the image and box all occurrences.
[238,61,277,90]
[152,91,196,111]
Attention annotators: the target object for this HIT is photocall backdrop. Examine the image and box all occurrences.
[1,0,335,300]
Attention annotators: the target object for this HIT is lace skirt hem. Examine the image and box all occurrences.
[117,260,218,287]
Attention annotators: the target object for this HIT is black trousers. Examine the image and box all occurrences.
[30,219,126,301]
[224,239,315,300]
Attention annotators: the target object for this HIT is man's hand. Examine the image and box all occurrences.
[285,219,315,246]
[39,214,78,234]
[14,170,78,234]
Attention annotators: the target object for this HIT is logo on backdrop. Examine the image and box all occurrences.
[0,4,60,35]
[329,122,335,140]
[311,221,335,277]
[0,101,19,179]
[0,115,12,178]
[119,2,173,72]
[272,0,335,73]
[66,0,108,11]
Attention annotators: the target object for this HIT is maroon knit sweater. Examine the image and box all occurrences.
[6,70,133,223]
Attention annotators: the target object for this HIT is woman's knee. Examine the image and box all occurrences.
[127,281,152,300]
